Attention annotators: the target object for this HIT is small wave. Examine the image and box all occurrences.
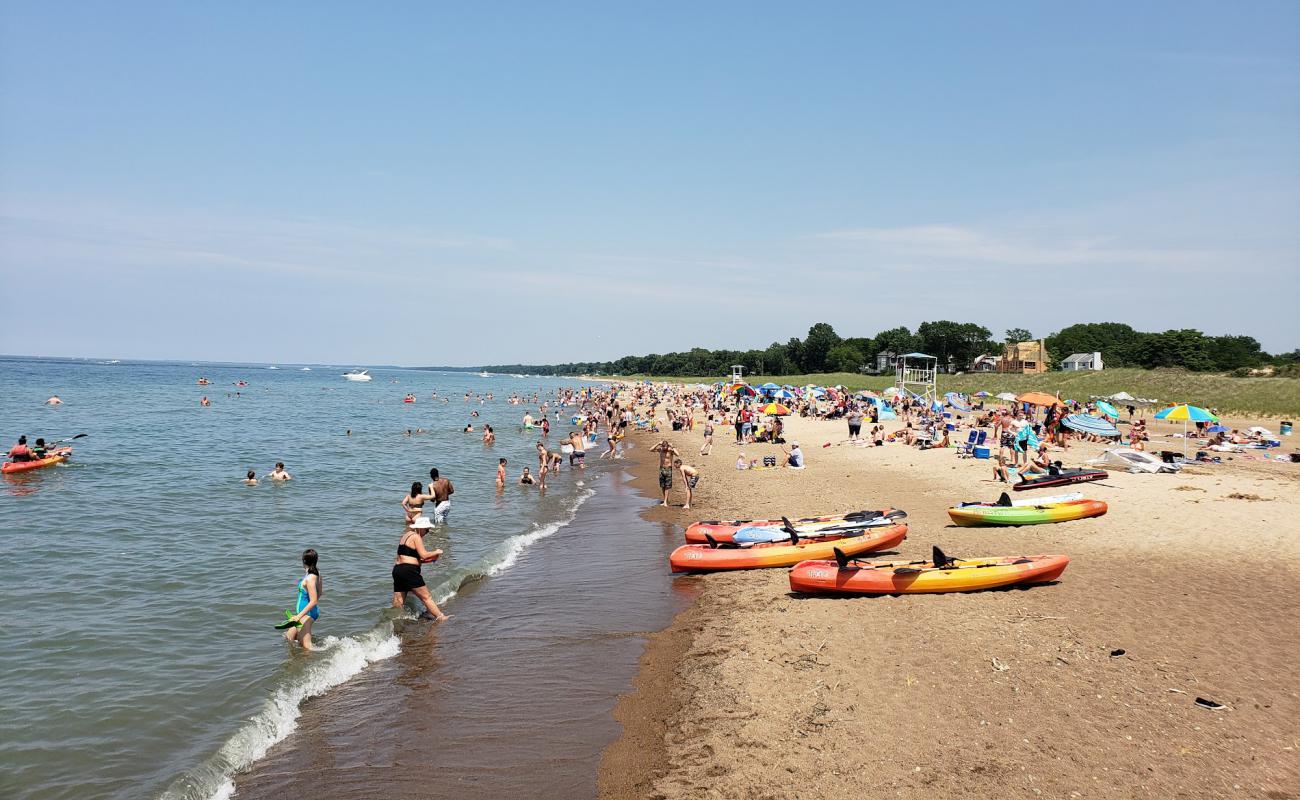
[161,628,400,800]
[430,487,595,603]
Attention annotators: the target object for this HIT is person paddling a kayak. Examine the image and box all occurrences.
[7,436,34,463]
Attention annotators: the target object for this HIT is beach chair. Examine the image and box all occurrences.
[958,430,987,458]
[956,430,978,455]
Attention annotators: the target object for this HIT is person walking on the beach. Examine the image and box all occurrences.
[428,468,454,524]
[675,458,699,509]
[847,406,863,440]
[651,440,679,506]
[392,518,449,622]
[700,417,714,456]
[284,549,322,651]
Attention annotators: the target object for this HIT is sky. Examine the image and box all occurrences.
[1,1,1297,365]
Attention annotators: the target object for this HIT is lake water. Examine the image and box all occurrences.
[0,357,693,800]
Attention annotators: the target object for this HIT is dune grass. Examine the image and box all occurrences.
[629,368,1300,418]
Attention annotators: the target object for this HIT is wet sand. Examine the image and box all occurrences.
[601,413,1300,799]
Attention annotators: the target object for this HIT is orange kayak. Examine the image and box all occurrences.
[670,523,907,573]
[789,549,1069,595]
[2,447,71,475]
[684,509,904,543]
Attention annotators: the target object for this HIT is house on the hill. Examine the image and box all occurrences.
[1061,352,1104,371]
[997,340,1050,374]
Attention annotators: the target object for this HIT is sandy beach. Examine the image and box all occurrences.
[601,410,1300,799]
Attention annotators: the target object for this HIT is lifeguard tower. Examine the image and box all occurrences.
[730,364,745,384]
[896,352,938,407]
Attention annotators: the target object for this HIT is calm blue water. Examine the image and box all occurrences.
[0,357,623,800]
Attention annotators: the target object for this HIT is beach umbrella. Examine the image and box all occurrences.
[1095,401,1119,420]
[1155,404,1219,455]
[1062,414,1120,438]
[762,402,792,416]
[1017,391,1064,407]
[1207,424,1228,433]
[973,391,991,398]
[733,384,757,397]
[1109,391,1136,402]
[759,382,780,393]
[771,388,796,400]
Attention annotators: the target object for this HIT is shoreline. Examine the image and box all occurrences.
[599,409,1299,799]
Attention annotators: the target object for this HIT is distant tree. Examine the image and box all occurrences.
[1045,322,1143,367]
[763,341,792,375]
[1138,329,1214,371]
[784,337,806,373]
[872,326,918,357]
[1206,335,1265,371]
[826,344,866,373]
[802,323,841,373]
[917,320,994,371]
[1004,328,1033,344]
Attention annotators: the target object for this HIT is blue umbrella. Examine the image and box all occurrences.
[1095,401,1119,420]
[1207,424,1229,433]
[760,382,780,390]
[1062,414,1120,438]
[771,388,796,400]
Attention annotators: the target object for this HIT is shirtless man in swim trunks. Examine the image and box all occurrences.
[674,458,699,509]
[568,430,586,469]
[651,440,679,507]
[428,467,454,524]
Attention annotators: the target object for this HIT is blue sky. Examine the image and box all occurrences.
[1,1,1296,364]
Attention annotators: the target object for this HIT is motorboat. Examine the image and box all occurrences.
[478,371,491,378]
[343,369,372,382]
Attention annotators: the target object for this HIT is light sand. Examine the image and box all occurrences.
[601,411,1300,799]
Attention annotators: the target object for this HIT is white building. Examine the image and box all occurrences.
[1061,352,1104,371]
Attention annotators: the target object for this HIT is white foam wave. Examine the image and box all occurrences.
[432,487,595,603]
[160,627,400,800]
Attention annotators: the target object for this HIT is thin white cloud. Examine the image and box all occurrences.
[812,224,1223,268]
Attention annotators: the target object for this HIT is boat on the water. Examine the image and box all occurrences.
[343,369,372,382]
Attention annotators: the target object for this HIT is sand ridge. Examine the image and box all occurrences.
[601,412,1300,799]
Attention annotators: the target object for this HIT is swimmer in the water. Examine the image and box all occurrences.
[496,457,507,489]
[268,462,292,481]
[243,470,258,486]
[45,396,63,405]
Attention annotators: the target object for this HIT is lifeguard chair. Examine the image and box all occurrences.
[730,364,745,384]
[896,352,938,408]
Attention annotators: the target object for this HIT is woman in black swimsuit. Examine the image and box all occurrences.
[393,518,449,622]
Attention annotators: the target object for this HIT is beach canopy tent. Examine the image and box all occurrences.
[865,395,897,420]
[1088,448,1180,474]
[1095,401,1119,420]
[1108,391,1136,402]
[1155,404,1219,455]
[1017,391,1065,407]
[1062,414,1120,438]
[762,402,792,416]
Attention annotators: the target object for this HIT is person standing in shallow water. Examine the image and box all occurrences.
[393,518,449,622]
[284,549,322,651]
[428,467,454,524]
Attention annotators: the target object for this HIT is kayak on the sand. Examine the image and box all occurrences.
[684,508,906,544]
[2,447,72,475]
[670,522,907,573]
[733,512,907,544]
[948,493,1107,527]
[1013,468,1108,491]
[789,546,1069,595]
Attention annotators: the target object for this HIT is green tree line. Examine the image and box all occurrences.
[482,321,1296,377]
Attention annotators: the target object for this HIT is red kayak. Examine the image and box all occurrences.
[2,447,72,474]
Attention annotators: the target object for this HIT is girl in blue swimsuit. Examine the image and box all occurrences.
[285,549,322,651]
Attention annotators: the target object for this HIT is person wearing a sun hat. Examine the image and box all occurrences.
[782,442,805,469]
[392,516,448,622]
